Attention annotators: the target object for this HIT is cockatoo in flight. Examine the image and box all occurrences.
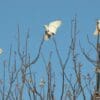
[44,20,62,40]
[0,48,3,55]
[94,20,100,35]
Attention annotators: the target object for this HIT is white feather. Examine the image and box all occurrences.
[48,20,62,34]
[97,20,100,28]
[44,20,62,34]
[44,34,49,40]
[44,20,62,40]
[94,20,100,35]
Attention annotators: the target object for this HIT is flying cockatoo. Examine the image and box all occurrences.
[44,20,62,40]
[0,48,3,55]
[94,20,100,35]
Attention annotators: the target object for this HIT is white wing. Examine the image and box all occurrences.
[98,20,100,29]
[44,20,62,40]
[48,20,62,34]
[94,20,100,35]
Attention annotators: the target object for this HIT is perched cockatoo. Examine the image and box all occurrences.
[94,20,100,35]
[44,20,62,40]
[0,48,3,55]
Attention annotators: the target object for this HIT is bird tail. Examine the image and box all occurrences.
[44,34,49,40]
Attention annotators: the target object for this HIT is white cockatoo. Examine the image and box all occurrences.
[44,20,62,40]
[94,20,100,35]
[0,48,3,55]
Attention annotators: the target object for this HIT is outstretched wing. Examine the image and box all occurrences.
[48,20,62,34]
[44,20,62,40]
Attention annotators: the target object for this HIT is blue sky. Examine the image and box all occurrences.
[0,0,99,50]
[0,0,100,99]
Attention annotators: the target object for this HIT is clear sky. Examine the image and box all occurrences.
[0,0,100,99]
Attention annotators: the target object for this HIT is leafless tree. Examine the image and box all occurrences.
[0,16,97,100]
